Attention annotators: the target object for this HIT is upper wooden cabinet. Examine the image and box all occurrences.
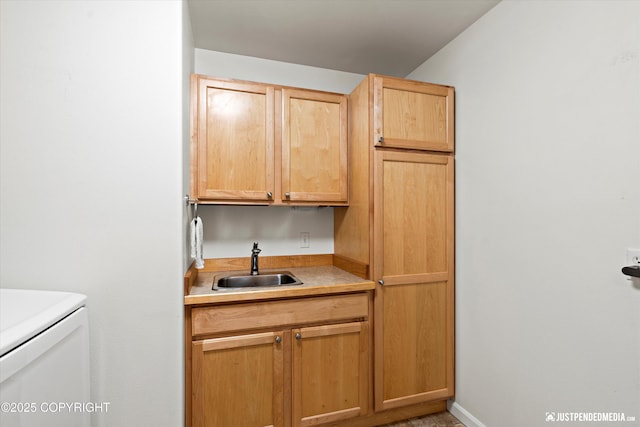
[190,75,348,205]
[281,89,348,203]
[372,75,454,152]
[192,77,275,202]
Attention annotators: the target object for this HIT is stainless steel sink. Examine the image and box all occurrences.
[215,272,303,289]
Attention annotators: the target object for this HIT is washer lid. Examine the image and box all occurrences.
[0,288,87,356]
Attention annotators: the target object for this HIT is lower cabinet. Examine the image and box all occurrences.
[188,294,370,427]
[293,322,369,426]
[191,331,285,427]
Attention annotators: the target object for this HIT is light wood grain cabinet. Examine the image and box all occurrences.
[334,74,455,413]
[292,322,369,426]
[191,75,348,205]
[373,151,454,410]
[187,294,370,427]
[281,89,348,203]
[192,77,275,202]
[191,331,285,427]
[372,75,454,152]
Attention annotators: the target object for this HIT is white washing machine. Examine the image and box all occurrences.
[0,289,90,427]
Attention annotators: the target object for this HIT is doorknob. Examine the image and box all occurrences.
[622,265,640,278]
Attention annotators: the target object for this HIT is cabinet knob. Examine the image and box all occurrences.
[285,192,290,198]
[378,136,384,143]
[267,192,273,198]
[295,333,302,341]
[378,279,384,285]
[274,335,282,344]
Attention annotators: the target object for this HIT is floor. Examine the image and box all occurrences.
[381,411,466,427]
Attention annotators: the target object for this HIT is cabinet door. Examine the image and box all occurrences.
[292,322,369,426]
[194,77,275,202]
[281,89,348,203]
[373,150,454,411]
[373,75,454,152]
[192,331,284,427]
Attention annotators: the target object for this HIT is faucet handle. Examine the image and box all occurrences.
[252,242,261,254]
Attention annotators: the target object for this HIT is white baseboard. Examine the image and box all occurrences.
[448,400,487,427]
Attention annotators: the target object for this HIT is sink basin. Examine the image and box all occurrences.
[215,272,303,289]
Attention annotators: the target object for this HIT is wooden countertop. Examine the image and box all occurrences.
[185,265,374,305]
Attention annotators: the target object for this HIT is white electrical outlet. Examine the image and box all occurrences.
[300,232,310,248]
[627,248,640,266]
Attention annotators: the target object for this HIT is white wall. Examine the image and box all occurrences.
[183,4,195,271]
[195,49,364,93]
[193,49,364,258]
[408,1,640,426]
[0,1,188,426]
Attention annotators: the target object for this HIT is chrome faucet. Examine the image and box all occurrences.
[250,242,261,275]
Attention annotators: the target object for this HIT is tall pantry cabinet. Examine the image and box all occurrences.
[335,74,455,412]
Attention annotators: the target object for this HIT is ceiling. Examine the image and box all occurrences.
[188,0,501,77]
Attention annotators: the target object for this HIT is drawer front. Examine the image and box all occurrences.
[192,293,369,337]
